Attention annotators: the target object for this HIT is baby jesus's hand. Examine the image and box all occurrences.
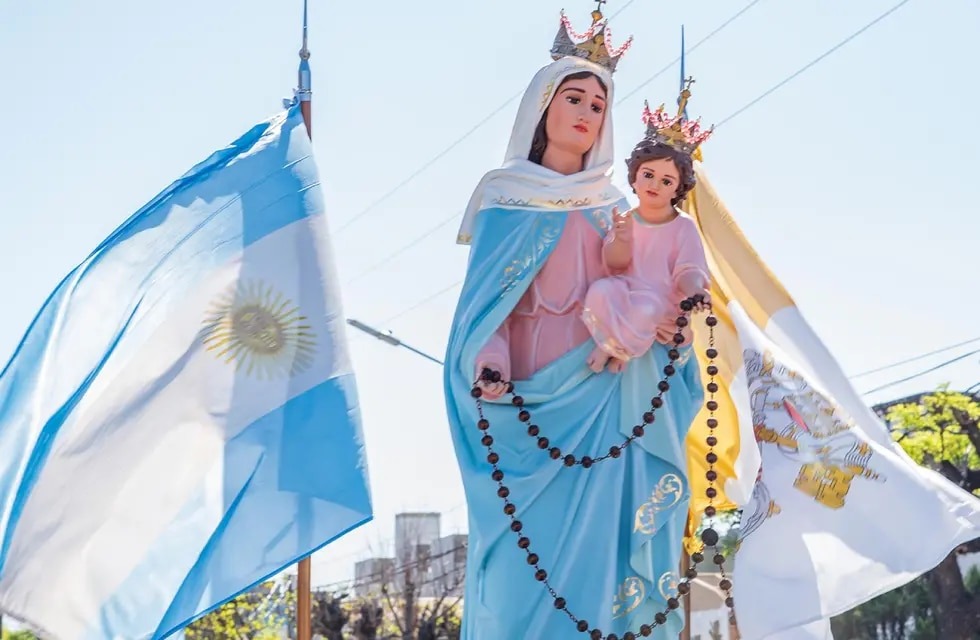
[587,345,628,374]
[676,271,712,313]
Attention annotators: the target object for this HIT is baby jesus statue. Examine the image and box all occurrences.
[583,95,714,373]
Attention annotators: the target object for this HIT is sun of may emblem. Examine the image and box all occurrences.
[200,280,316,379]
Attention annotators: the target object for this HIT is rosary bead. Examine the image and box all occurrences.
[481,435,493,447]
[633,425,646,437]
[478,419,489,430]
[701,528,719,547]
[517,537,530,549]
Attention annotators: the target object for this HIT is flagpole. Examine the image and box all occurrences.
[676,24,694,640]
[296,2,313,639]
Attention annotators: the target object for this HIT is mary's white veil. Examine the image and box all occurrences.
[456,56,624,245]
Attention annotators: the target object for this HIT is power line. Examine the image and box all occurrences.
[715,0,914,128]
[860,349,980,396]
[851,336,980,379]
[616,0,767,105]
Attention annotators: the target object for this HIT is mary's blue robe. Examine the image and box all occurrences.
[444,204,704,639]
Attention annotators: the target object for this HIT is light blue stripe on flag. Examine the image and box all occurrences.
[0,104,372,639]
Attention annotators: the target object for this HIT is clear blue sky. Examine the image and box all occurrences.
[1,0,978,590]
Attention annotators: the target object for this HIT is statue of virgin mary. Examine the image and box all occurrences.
[443,8,705,639]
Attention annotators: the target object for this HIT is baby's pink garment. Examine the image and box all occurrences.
[582,212,709,361]
[476,212,610,381]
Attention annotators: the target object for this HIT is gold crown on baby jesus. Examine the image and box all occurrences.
[550,5,633,73]
[641,78,715,156]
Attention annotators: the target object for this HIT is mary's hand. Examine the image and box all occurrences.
[475,364,509,401]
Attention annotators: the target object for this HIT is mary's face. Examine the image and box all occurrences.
[544,75,607,157]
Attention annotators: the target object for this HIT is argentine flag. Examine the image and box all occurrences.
[0,105,372,638]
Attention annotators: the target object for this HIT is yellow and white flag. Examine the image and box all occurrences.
[684,164,980,638]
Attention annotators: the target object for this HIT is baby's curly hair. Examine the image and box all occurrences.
[625,142,696,205]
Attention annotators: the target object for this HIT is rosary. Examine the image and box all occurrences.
[470,295,737,640]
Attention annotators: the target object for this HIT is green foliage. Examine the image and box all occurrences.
[184,581,294,640]
[887,386,979,493]
[3,630,41,640]
[966,565,980,596]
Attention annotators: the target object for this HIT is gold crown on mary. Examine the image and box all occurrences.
[641,78,715,156]
[550,2,633,73]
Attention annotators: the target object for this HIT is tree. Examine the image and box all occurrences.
[349,600,385,640]
[310,590,349,640]
[831,387,980,639]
